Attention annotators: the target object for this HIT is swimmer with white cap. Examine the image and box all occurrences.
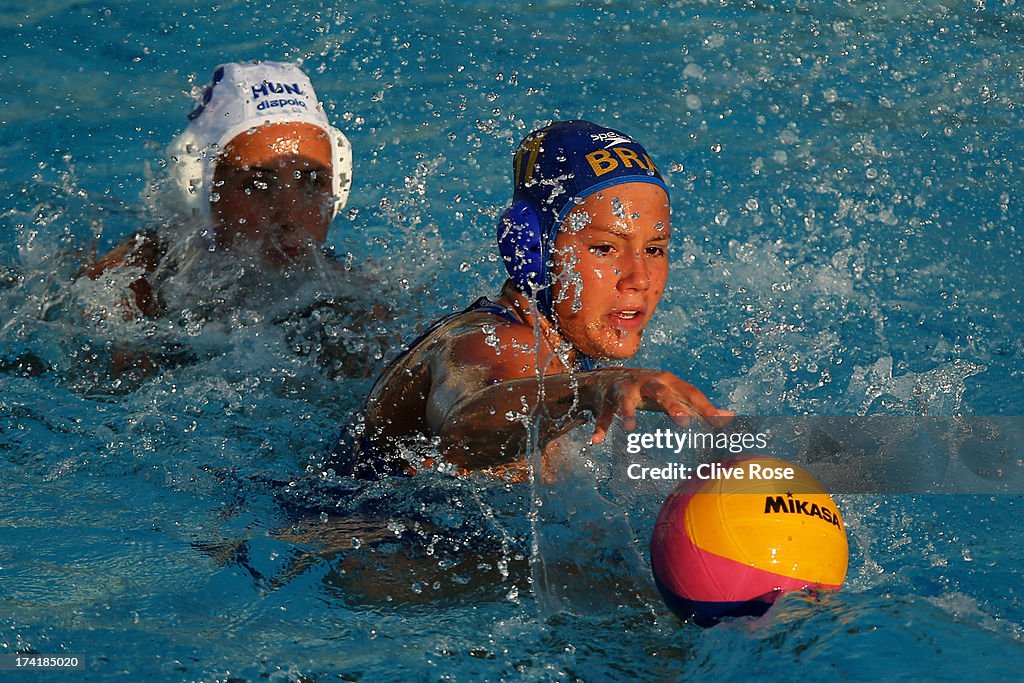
[84,61,353,316]
[351,120,732,480]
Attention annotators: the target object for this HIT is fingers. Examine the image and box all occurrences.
[641,377,699,427]
[707,408,736,429]
[655,376,737,429]
[590,380,641,445]
[663,377,720,418]
[590,385,619,445]
[591,405,614,445]
[586,369,733,444]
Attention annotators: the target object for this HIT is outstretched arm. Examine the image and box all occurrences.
[430,328,731,469]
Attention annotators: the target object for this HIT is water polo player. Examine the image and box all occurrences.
[356,120,732,478]
[83,60,354,317]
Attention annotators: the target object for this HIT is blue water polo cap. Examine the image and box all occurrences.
[497,120,670,314]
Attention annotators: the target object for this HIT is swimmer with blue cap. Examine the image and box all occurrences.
[84,61,353,317]
[358,120,732,479]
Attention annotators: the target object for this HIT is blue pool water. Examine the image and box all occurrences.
[2,1,1023,680]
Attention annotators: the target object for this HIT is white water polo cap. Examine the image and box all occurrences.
[168,61,353,222]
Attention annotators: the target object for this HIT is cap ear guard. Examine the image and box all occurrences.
[498,199,547,296]
[329,127,354,218]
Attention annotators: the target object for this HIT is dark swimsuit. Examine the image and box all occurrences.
[327,298,523,478]
[328,296,596,479]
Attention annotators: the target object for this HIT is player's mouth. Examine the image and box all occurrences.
[609,307,646,330]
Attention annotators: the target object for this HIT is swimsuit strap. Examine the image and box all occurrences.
[387,296,597,378]
[462,296,522,325]
[385,297,522,368]
[463,297,598,368]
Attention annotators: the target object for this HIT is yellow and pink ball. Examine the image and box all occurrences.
[650,455,849,626]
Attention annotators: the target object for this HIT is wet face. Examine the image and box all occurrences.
[211,121,333,267]
[550,182,671,360]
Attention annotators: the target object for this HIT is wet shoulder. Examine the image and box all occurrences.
[378,303,536,384]
[434,308,541,383]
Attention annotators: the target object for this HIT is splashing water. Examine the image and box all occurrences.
[2,1,1023,680]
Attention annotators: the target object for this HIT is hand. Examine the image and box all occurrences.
[582,368,734,445]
